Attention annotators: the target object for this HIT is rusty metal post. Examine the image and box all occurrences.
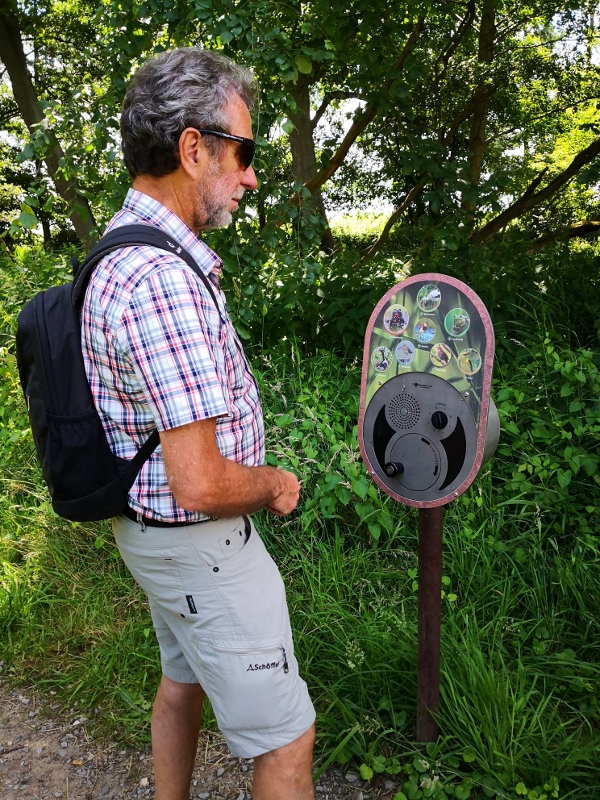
[416,505,444,742]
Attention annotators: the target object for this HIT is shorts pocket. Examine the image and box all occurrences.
[117,545,190,619]
[201,638,299,733]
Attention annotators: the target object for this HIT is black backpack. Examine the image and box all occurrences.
[15,224,219,522]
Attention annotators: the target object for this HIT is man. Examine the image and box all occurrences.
[81,48,315,800]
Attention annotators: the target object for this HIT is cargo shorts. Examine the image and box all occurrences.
[112,514,315,758]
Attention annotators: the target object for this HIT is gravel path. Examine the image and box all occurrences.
[0,682,402,799]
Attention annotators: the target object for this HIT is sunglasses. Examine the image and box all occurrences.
[197,129,256,169]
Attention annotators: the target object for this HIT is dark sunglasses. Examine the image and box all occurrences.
[197,129,256,169]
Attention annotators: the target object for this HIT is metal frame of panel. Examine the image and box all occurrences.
[358,273,495,508]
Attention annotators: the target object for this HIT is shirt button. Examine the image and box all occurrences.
[213,567,219,573]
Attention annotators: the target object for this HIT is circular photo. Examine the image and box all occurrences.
[444,308,470,336]
[383,304,409,336]
[430,342,453,369]
[395,340,416,366]
[417,284,442,312]
[458,348,482,375]
[371,345,392,372]
[414,317,436,343]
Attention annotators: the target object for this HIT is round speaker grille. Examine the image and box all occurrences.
[388,392,420,429]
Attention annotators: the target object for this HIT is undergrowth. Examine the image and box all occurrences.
[0,240,599,799]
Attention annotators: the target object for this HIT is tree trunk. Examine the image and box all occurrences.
[288,74,335,252]
[0,1,96,247]
[461,0,496,214]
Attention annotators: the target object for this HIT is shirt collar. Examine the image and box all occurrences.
[121,188,222,276]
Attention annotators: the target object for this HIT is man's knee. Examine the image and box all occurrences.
[255,723,315,767]
[156,675,205,707]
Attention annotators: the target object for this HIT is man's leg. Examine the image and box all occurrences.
[151,675,206,800]
[253,723,316,800]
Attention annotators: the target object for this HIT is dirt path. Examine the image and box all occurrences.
[0,682,401,800]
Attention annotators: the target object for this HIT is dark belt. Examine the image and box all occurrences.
[122,507,251,538]
[122,505,212,528]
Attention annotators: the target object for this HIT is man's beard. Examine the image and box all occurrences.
[195,162,239,231]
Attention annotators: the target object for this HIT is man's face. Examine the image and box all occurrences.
[195,95,258,231]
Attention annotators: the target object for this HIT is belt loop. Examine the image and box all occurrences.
[136,511,146,533]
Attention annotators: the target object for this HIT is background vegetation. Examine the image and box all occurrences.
[1,1,600,799]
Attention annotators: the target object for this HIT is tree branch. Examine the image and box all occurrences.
[297,16,425,199]
[442,83,496,146]
[526,220,600,254]
[488,97,600,142]
[435,1,476,85]
[355,177,428,269]
[311,91,359,131]
[470,136,600,245]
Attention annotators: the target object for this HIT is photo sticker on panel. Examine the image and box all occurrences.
[396,340,416,366]
[444,308,470,337]
[383,304,409,336]
[371,345,392,372]
[417,284,441,312]
[414,318,436,343]
[458,348,482,375]
[430,342,453,369]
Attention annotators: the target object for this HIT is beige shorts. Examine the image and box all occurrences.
[112,514,315,758]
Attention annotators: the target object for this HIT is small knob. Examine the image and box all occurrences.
[384,462,404,477]
[431,411,448,429]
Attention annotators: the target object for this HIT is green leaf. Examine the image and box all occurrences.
[556,469,571,489]
[295,54,312,74]
[413,756,429,773]
[515,783,527,795]
[359,764,374,781]
[351,477,369,499]
[454,784,472,800]
[17,142,35,162]
[18,208,38,229]
[462,748,476,763]
[393,794,408,800]
[368,522,381,541]
[372,754,387,773]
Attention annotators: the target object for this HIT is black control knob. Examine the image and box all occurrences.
[384,461,404,477]
[431,411,448,429]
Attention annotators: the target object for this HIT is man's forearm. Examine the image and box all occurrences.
[173,460,299,518]
[161,417,300,517]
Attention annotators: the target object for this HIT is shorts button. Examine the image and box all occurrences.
[213,566,219,573]
[180,614,185,618]
[225,539,230,545]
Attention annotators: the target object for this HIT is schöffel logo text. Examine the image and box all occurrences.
[247,661,280,672]
[413,382,432,389]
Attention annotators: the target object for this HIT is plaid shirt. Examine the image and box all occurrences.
[81,189,264,523]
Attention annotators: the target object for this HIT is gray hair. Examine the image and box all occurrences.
[120,48,257,177]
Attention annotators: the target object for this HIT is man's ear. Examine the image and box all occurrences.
[178,128,209,178]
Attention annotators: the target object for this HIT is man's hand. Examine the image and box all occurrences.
[265,469,301,516]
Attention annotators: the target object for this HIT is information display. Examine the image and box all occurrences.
[359,273,497,507]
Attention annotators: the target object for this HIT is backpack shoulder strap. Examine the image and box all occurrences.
[71,224,221,480]
[71,224,219,311]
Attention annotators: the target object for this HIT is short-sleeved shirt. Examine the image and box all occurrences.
[81,189,264,523]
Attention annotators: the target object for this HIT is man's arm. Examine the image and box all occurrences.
[160,417,300,518]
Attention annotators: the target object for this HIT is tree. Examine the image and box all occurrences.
[0,0,100,246]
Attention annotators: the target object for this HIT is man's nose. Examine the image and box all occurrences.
[242,165,258,191]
